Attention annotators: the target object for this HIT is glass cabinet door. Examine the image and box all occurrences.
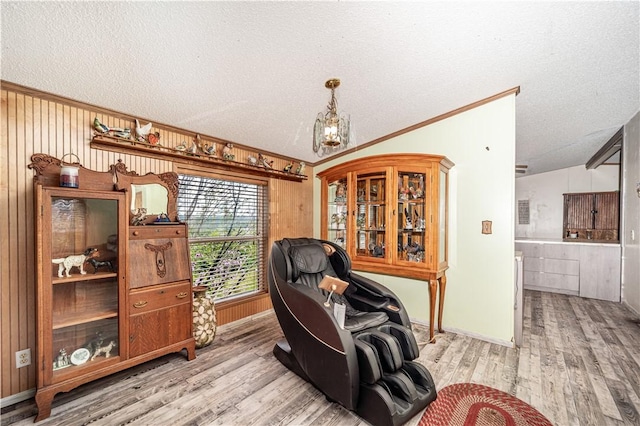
[396,170,429,264]
[327,178,348,248]
[438,168,448,265]
[354,171,387,260]
[46,191,121,379]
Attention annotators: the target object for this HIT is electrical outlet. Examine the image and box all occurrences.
[16,349,31,368]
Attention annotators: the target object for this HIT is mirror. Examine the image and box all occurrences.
[111,160,179,225]
[131,183,168,215]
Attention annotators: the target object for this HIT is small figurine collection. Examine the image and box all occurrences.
[53,332,117,370]
[52,245,117,277]
[93,116,308,176]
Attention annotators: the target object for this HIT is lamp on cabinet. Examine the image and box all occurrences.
[313,78,350,157]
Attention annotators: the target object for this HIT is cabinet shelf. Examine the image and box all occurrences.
[53,309,118,330]
[53,356,120,381]
[52,272,118,285]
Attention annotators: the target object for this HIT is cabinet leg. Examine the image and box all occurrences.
[35,389,54,422]
[428,279,437,343]
[186,341,196,361]
[438,274,447,333]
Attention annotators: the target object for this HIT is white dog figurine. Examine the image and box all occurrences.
[52,248,97,278]
[91,340,117,361]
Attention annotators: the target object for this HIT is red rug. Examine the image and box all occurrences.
[419,383,552,426]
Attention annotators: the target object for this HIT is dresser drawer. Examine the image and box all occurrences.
[129,225,186,239]
[129,281,191,315]
[524,271,579,292]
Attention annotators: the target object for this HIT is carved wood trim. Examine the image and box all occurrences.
[144,242,173,278]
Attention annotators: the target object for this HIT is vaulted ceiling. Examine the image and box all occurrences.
[2,1,638,175]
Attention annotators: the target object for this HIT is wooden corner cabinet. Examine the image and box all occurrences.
[30,154,195,422]
[317,154,453,342]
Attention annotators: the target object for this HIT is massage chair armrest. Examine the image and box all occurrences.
[348,272,411,327]
[289,282,356,336]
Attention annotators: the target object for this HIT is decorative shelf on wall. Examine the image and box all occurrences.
[90,135,308,182]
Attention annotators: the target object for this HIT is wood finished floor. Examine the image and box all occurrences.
[2,290,640,426]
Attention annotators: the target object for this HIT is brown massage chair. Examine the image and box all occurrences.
[268,237,437,426]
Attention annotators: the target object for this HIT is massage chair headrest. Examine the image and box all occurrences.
[288,243,329,283]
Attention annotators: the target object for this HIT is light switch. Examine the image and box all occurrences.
[482,220,492,234]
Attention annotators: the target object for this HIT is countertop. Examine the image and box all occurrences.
[515,237,620,247]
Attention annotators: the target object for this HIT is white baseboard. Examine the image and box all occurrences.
[0,388,35,409]
[622,300,640,318]
[410,318,514,348]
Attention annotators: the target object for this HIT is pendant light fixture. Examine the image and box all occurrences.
[313,78,350,156]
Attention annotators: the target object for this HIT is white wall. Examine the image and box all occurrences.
[622,111,640,315]
[314,94,517,345]
[515,165,620,239]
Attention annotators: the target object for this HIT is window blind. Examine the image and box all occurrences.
[177,174,269,302]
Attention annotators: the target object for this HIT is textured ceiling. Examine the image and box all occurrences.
[1,1,638,175]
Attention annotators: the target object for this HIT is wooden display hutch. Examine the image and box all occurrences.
[317,154,453,342]
[30,154,196,422]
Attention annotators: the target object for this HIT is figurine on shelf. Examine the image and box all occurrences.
[155,212,171,223]
[114,128,132,139]
[131,207,147,226]
[368,242,384,257]
[203,142,218,157]
[174,141,188,153]
[147,131,160,146]
[93,117,130,139]
[335,183,346,202]
[404,242,424,262]
[93,117,110,133]
[90,340,117,361]
[187,141,199,156]
[52,247,98,278]
[223,143,235,160]
[414,212,425,231]
[84,332,104,357]
[54,348,70,369]
[295,161,306,175]
[404,208,413,230]
[247,155,258,166]
[399,187,410,201]
[135,119,153,142]
[87,257,115,274]
[259,153,273,169]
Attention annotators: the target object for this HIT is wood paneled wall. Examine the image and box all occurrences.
[0,82,313,400]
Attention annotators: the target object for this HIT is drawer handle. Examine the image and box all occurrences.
[133,301,148,308]
[133,230,140,236]
[176,292,188,299]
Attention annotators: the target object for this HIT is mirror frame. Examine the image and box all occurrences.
[111,160,179,225]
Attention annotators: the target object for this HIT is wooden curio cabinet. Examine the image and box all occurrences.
[30,154,195,422]
[318,154,453,342]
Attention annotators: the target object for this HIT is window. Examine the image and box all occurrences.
[177,173,269,302]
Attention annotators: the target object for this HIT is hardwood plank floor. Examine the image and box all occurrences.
[2,290,639,426]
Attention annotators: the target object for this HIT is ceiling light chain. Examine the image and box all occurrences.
[313,78,350,157]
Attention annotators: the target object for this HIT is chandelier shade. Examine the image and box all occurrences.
[313,79,350,156]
